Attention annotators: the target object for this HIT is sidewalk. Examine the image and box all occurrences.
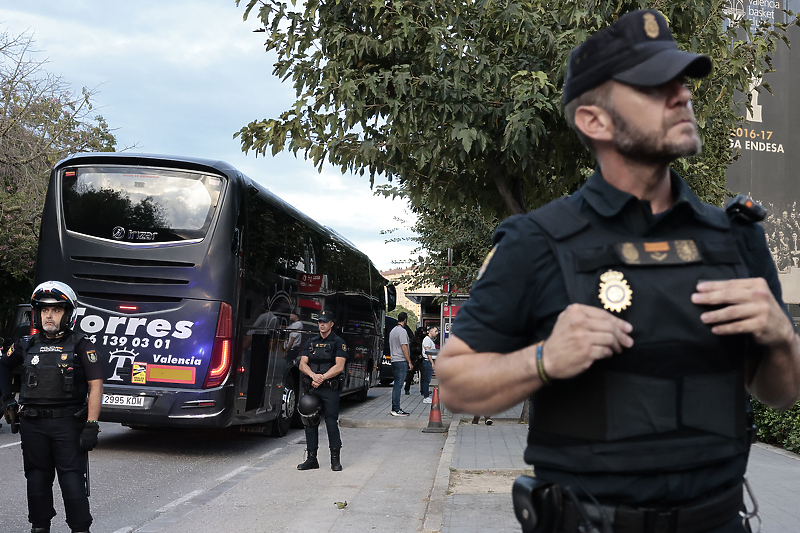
[141,380,800,532]
[338,381,531,532]
[425,396,800,533]
[339,381,453,429]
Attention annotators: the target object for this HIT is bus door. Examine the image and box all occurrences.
[243,310,282,413]
[243,315,293,413]
[244,329,270,413]
[266,327,291,411]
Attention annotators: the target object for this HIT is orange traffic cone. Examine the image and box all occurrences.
[422,385,447,433]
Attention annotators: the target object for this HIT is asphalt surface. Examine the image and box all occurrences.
[3,383,800,532]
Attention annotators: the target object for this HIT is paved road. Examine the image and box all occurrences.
[0,420,305,533]
[0,391,444,533]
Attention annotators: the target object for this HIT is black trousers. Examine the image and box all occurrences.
[404,358,422,393]
[303,385,342,450]
[19,415,91,530]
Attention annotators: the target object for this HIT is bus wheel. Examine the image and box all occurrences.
[355,370,370,402]
[270,374,297,438]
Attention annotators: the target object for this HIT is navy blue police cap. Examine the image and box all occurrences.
[318,310,334,323]
[562,9,711,105]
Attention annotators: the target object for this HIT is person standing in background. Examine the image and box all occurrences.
[421,326,438,404]
[388,312,412,416]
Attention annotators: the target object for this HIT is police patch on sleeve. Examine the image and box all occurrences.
[341,344,347,352]
[6,345,13,357]
[476,245,498,281]
[87,350,98,363]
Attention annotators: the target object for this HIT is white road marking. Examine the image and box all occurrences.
[216,465,249,483]
[259,447,282,460]
[155,489,203,513]
[136,436,300,531]
[111,527,134,533]
[0,440,21,449]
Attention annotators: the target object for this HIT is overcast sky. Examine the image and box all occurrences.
[0,0,417,271]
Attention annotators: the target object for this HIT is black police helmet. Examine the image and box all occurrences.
[298,393,322,415]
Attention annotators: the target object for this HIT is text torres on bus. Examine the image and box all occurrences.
[33,152,395,436]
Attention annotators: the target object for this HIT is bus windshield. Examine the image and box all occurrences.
[62,166,224,243]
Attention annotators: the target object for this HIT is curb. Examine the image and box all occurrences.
[339,417,435,429]
[422,412,462,533]
[753,441,800,461]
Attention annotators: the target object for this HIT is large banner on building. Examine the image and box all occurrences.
[726,0,800,302]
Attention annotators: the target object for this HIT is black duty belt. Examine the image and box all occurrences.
[19,405,82,419]
[561,483,743,533]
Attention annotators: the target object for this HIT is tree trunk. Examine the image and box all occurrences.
[488,158,526,216]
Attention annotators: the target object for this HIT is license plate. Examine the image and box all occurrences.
[102,394,145,407]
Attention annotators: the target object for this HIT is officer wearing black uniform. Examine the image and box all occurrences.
[297,310,348,471]
[1,281,103,533]
[436,10,800,533]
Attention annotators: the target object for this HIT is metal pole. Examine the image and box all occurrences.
[447,248,453,340]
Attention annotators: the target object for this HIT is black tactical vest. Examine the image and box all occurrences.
[19,332,88,406]
[525,196,752,474]
[308,337,338,374]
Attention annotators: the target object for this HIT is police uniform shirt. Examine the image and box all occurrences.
[0,332,104,399]
[301,332,348,369]
[451,169,788,504]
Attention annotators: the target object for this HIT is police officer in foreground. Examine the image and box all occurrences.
[297,310,347,471]
[437,10,800,533]
[1,281,103,533]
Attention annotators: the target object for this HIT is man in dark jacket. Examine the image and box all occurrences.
[403,326,425,396]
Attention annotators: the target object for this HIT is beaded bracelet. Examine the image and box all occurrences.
[536,342,550,386]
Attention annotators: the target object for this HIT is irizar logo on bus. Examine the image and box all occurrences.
[111,226,158,241]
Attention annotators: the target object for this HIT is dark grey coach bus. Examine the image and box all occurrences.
[34,152,394,436]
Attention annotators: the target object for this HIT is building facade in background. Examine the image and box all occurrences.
[726,0,800,318]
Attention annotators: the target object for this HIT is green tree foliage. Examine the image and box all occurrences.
[383,199,497,291]
[752,398,800,453]
[237,0,792,288]
[388,305,418,331]
[0,29,117,332]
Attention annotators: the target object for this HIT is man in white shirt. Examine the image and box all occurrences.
[421,326,439,403]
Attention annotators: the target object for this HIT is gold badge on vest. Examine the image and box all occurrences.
[598,270,632,313]
[615,240,700,265]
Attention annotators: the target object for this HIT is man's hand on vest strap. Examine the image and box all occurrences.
[540,304,634,380]
[693,278,795,347]
[80,421,100,452]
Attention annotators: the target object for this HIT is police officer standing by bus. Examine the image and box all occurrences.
[297,310,347,471]
[436,10,800,533]
[1,281,103,533]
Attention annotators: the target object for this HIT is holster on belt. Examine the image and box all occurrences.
[512,475,563,533]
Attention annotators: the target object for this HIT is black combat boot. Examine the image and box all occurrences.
[331,448,343,471]
[31,527,50,533]
[297,449,319,470]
